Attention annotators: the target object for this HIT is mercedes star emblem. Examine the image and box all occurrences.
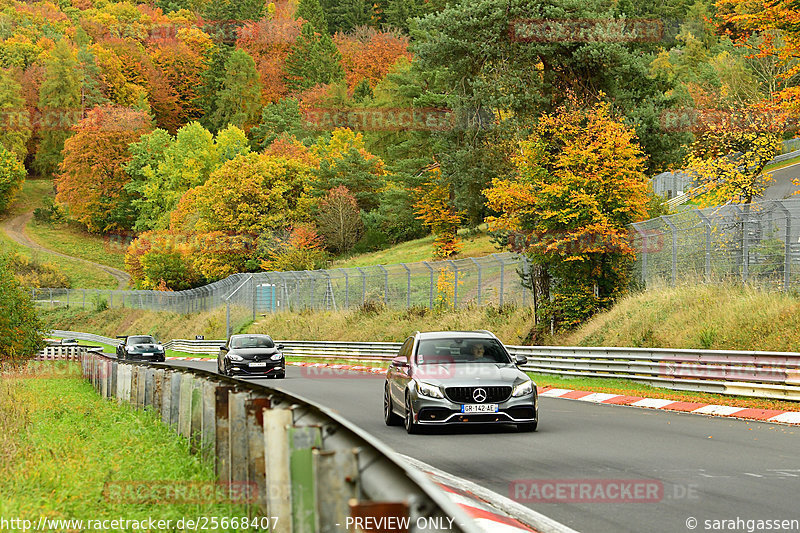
[473,388,487,403]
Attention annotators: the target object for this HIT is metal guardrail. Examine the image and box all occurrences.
[34,345,102,361]
[54,332,800,400]
[81,351,484,533]
[159,339,800,401]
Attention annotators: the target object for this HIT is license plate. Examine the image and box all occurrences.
[461,404,498,413]
[249,362,267,367]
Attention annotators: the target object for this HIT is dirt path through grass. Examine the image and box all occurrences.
[0,211,130,289]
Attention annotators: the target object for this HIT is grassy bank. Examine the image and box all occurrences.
[42,283,800,352]
[563,283,800,352]
[0,180,117,289]
[0,365,249,527]
[42,306,251,342]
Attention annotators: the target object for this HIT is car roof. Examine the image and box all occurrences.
[230,334,272,339]
[415,331,496,340]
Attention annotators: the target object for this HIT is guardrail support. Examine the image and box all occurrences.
[201,381,217,463]
[169,372,182,429]
[314,449,359,533]
[246,396,271,514]
[179,374,194,439]
[289,425,322,533]
[229,391,250,488]
[215,386,234,482]
[190,379,203,453]
[264,408,293,531]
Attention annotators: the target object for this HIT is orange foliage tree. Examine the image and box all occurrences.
[715,0,800,113]
[56,106,152,232]
[237,17,303,104]
[334,28,412,92]
[484,98,651,327]
[413,168,463,259]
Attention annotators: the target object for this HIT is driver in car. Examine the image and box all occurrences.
[469,342,487,361]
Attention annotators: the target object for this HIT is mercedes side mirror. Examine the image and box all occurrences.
[515,354,528,366]
[391,356,409,368]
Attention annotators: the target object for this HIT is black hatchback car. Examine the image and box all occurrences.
[218,334,285,378]
[116,335,166,362]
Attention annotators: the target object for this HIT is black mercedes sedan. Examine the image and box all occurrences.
[218,334,285,378]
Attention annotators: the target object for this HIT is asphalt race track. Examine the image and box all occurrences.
[167,360,799,533]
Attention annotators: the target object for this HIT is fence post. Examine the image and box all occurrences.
[448,260,458,309]
[400,263,411,308]
[340,269,349,308]
[772,201,792,290]
[469,258,482,306]
[492,254,505,306]
[660,216,678,286]
[377,265,388,305]
[356,267,366,305]
[696,210,713,281]
[422,261,434,309]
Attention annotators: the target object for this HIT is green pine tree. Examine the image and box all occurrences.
[284,23,344,93]
[210,49,262,132]
[33,40,81,178]
[295,0,327,31]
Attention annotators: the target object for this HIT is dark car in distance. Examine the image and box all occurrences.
[218,334,285,378]
[116,335,166,362]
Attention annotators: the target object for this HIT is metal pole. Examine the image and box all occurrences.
[377,265,388,305]
[340,268,349,308]
[660,216,678,286]
[422,261,434,309]
[448,260,458,309]
[226,301,231,339]
[356,267,366,304]
[772,201,791,290]
[400,263,411,308]
[492,254,505,306]
[631,223,649,285]
[469,258,482,306]
[696,210,713,281]
[730,205,747,282]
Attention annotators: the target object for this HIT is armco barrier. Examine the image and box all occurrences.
[56,331,800,400]
[81,351,483,533]
[160,338,800,401]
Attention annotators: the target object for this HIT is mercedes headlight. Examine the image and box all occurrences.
[229,354,244,361]
[512,380,534,397]
[270,353,283,361]
[417,380,444,399]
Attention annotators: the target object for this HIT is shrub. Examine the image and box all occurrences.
[0,254,46,367]
[6,252,69,288]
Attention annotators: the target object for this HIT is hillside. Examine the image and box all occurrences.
[563,284,800,353]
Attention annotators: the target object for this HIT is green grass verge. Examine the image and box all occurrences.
[0,230,117,289]
[1,180,117,289]
[27,220,127,271]
[763,152,800,173]
[0,368,252,529]
[332,226,500,268]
